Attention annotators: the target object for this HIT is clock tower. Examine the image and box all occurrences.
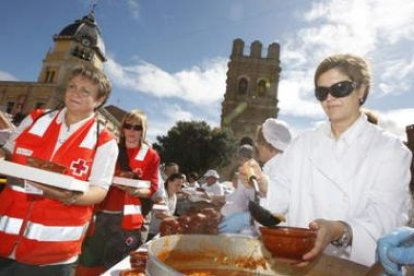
[37,11,107,108]
[0,9,114,129]
[220,38,281,143]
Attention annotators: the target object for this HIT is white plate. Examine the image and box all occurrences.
[152,204,169,211]
[188,194,210,203]
[0,160,89,192]
[112,176,151,189]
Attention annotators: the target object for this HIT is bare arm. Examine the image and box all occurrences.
[28,182,109,205]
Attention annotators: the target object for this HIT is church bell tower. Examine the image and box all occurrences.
[220,38,281,143]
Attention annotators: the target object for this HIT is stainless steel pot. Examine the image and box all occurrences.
[146,234,369,276]
[146,234,278,276]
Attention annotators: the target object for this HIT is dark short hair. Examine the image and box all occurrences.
[238,144,254,159]
[188,171,199,180]
[164,162,179,169]
[164,172,185,190]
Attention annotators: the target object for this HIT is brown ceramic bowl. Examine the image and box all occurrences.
[259,226,317,262]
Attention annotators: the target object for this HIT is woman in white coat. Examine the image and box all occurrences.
[263,54,412,267]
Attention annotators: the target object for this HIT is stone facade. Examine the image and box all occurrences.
[220,38,281,144]
[220,39,281,179]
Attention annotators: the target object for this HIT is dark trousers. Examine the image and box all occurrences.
[78,212,142,269]
[0,257,74,276]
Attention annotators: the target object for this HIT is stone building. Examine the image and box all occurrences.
[220,38,281,144]
[0,11,120,135]
[219,39,281,179]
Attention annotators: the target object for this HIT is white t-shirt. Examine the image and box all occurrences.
[202,181,224,196]
[149,193,177,235]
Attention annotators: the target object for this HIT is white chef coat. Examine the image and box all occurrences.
[260,154,290,215]
[263,114,412,266]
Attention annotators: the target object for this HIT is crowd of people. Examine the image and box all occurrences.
[0,54,413,276]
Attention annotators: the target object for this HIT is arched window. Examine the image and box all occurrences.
[257,79,267,97]
[240,136,254,146]
[238,78,248,95]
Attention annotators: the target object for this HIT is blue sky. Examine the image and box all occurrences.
[1,0,414,142]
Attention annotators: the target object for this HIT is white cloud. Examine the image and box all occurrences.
[146,104,218,144]
[105,57,227,105]
[379,108,414,141]
[127,0,140,19]
[377,55,414,97]
[107,0,414,142]
[278,0,414,120]
[0,71,18,81]
[278,72,323,118]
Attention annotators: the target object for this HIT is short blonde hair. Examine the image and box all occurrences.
[66,64,112,108]
[314,54,371,105]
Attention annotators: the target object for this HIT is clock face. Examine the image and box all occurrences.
[81,37,91,47]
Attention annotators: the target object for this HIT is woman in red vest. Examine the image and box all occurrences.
[77,109,160,275]
[0,64,118,276]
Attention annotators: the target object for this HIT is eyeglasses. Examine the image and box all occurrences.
[66,83,95,98]
[123,123,143,131]
[315,81,357,101]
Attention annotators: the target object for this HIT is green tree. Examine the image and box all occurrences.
[153,121,236,176]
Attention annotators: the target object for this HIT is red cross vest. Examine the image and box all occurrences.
[0,109,114,265]
[100,143,160,230]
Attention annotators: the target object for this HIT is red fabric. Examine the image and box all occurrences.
[0,109,115,265]
[100,144,160,230]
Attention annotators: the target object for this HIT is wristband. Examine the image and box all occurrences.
[331,221,352,248]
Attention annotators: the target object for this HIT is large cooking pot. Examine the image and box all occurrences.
[146,234,369,276]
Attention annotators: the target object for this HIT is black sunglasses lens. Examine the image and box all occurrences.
[123,123,142,131]
[133,125,143,131]
[315,87,329,101]
[330,81,355,98]
[315,81,355,101]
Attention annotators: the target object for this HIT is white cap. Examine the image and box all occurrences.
[262,118,292,151]
[203,169,220,179]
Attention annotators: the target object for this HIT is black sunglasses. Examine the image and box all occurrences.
[123,123,143,131]
[315,81,357,101]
